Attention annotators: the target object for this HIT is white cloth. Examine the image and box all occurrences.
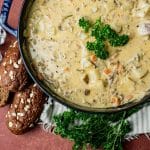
[40,97,150,138]
[0,26,6,45]
[127,103,150,136]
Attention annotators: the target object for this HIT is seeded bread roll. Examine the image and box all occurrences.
[0,87,10,107]
[6,84,46,135]
[0,41,29,92]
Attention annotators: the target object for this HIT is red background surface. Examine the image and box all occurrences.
[0,0,150,150]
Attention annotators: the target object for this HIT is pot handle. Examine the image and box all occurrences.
[0,0,17,37]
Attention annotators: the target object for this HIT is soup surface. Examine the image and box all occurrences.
[24,0,150,108]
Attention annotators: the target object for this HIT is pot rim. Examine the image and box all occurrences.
[17,0,150,113]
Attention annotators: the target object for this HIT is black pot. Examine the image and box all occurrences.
[0,0,149,113]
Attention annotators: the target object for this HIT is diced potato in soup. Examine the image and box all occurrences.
[24,0,150,108]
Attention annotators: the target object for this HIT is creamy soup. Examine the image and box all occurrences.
[24,0,150,108]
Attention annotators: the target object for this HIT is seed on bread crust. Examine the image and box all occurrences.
[0,87,10,107]
[0,41,29,92]
[6,84,46,135]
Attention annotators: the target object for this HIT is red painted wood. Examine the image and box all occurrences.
[0,0,24,29]
[7,0,24,29]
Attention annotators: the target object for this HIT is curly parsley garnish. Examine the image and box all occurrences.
[86,41,109,59]
[79,17,92,32]
[53,107,140,150]
[79,17,129,60]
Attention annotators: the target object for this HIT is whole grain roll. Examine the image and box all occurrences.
[6,84,46,135]
[0,41,29,92]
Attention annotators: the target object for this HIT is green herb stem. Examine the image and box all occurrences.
[53,107,140,150]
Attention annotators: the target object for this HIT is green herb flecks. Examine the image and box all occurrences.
[91,19,105,40]
[53,107,140,150]
[79,18,129,60]
[86,41,105,51]
[79,17,91,32]
[109,35,129,47]
[86,41,109,60]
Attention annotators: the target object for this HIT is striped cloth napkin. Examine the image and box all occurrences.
[127,103,150,139]
[40,97,150,139]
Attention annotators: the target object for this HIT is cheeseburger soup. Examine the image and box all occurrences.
[24,0,150,108]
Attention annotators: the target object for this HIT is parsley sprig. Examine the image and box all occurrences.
[53,107,140,150]
[79,17,92,32]
[79,17,129,60]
